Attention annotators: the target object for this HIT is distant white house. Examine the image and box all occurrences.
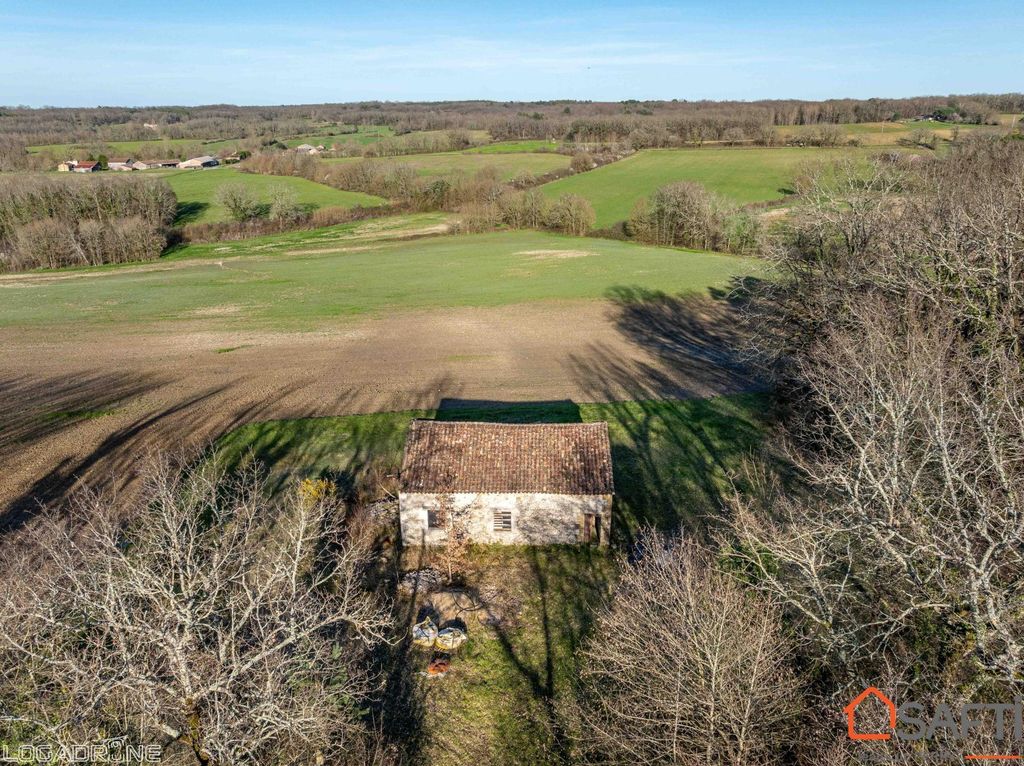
[57,160,77,172]
[178,155,220,169]
[72,161,99,173]
[107,158,135,171]
[294,143,318,154]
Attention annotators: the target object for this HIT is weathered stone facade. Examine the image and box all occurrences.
[399,491,612,546]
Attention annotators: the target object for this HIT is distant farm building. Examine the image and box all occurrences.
[146,159,181,168]
[294,143,320,154]
[72,161,99,173]
[399,420,613,547]
[107,158,135,171]
[57,160,76,172]
[178,155,220,169]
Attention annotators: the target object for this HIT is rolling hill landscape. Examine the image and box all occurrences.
[1,2,1023,764]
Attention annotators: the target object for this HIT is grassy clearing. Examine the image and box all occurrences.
[0,230,759,331]
[466,140,562,154]
[156,167,384,223]
[540,146,888,227]
[214,394,769,535]
[324,151,570,180]
[777,120,999,146]
[212,394,770,763]
[167,212,451,259]
[280,125,394,148]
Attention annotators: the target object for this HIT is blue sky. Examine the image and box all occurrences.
[1,1,1021,106]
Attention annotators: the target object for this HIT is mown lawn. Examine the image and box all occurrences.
[156,167,384,223]
[324,151,569,180]
[540,145,877,227]
[0,230,760,331]
[211,394,771,764]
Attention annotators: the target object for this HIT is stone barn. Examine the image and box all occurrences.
[398,420,613,547]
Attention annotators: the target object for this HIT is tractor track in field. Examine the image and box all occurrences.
[0,297,761,526]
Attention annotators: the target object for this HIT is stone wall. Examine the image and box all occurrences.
[399,492,612,547]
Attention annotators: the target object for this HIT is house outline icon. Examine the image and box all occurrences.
[844,687,897,741]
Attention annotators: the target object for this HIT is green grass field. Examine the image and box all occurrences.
[466,140,562,154]
[156,167,385,223]
[776,120,999,146]
[0,229,759,331]
[214,394,768,534]
[211,394,770,762]
[280,125,394,148]
[325,151,570,180]
[540,146,877,227]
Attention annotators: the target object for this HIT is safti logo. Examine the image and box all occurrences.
[845,686,897,741]
[842,687,1024,761]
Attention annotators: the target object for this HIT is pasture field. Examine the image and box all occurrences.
[156,167,385,223]
[280,124,394,148]
[777,120,1000,146]
[324,151,570,180]
[466,139,562,153]
[0,229,759,331]
[215,394,768,534]
[540,146,880,227]
[211,393,769,763]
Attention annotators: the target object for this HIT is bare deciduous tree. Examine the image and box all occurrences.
[215,182,264,222]
[575,533,801,765]
[732,137,1024,699]
[628,181,729,251]
[0,457,392,766]
[548,193,595,236]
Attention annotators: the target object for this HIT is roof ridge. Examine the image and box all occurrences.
[400,419,613,495]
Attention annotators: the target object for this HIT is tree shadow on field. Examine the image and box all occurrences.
[207,375,463,503]
[0,371,163,455]
[565,280,777,544]
[445,545,612,764]
[174,200,209,224]
[0,376,315,534]
[436,397,582,424]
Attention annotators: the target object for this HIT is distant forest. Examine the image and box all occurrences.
[2,94,1022,148]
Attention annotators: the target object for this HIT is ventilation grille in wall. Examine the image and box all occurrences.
[493,509,513,532]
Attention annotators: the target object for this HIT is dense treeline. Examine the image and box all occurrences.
[0,463,395,765]
[1,94,1019,164]
[559,134,1024,765]
[0,175,176,270]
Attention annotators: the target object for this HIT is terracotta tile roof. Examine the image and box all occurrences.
[400,420,614,495]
